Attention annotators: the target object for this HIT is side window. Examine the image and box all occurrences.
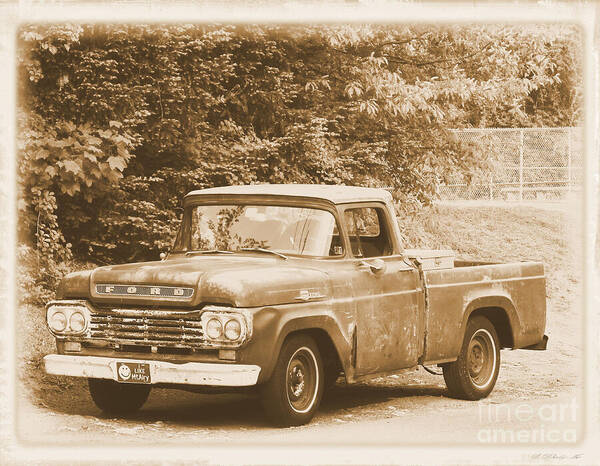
[328,222,344,256]
[344,207,392,258]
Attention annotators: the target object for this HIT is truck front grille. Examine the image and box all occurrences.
[89,313,205,348]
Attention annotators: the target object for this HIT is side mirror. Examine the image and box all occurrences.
[159,252,167,261]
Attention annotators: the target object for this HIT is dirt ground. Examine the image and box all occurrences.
[9,201,586,454]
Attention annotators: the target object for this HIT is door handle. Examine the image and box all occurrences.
[358,258,386,274]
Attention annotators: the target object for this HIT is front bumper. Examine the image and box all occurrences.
[43,354,261,387]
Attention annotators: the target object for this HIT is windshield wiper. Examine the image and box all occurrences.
[239,247,288,260]
[185,249,234,257]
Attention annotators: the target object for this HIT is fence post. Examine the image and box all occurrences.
[567,127,572,193]
[519,129,524,201]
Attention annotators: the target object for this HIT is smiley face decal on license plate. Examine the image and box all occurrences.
[116,362,151,384]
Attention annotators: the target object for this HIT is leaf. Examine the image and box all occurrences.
[345,82,363,98]
[62,160,81,175]
[83,151,97,163]
[109,120,123,128]
[62,121,76,132]
[48,45,58,55]
[86,145,103,154]
[34,148,50,160]
[107,156,127,171]
[116,143,130,159]
[86,136,102,146]
[63,181,80,195]
[106,170,123,183]
[23,31,42,41]
[305,81,317,92]
[48,139,70,149]
[45,166,57,177]
[89,167,102,178]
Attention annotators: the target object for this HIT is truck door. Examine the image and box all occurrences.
[342,204,422,376]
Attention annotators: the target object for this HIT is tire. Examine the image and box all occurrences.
[442,316,500,400]
[321,366,341,401]
[88,378,151,415]
[259,334,324,426]
[323,366,341,391]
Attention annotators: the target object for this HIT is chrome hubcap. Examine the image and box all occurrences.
[467,329,495,388]
[470,344,484,374]
[290,365,305,398]
[286,347,318,413]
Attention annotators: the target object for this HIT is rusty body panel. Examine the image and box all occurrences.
[86,255,332,308]
[351,256,421,376]
[46,184,548,388]
[422,260,546,361]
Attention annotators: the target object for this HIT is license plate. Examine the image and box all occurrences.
[116,362,151,384]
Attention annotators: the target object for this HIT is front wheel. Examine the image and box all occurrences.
[88,378,151,415]
[442,316,500,400]
[259,334,324,426]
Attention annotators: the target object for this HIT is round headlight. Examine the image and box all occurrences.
[69,311,86,333]
[224,319,241,340]
[206,318,223,339]
[49,311,67,332]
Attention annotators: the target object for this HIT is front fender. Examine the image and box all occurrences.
[57,270,92,299]
[235,303,352,384]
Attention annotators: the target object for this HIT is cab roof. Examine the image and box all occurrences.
[185,184,393,205]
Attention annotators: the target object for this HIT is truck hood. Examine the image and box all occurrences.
[67,255,331,308]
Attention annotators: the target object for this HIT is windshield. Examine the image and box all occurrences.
[173,204,342,257]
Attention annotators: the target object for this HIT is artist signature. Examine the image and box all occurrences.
[530,453,583,460]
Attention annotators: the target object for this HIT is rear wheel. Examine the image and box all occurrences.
[259,334,324,426]
[442,316,500,400]
[88,378,151,415]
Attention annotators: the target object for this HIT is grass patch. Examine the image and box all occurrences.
[17,261,97,405]
[398,203,578,305]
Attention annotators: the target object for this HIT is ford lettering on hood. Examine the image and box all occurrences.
[95,284,194,298]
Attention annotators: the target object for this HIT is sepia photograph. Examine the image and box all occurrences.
[0,1,597,464]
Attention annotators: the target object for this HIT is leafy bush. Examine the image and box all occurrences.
[16,23,582,274]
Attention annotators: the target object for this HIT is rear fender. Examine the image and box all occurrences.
[459,295,521,349]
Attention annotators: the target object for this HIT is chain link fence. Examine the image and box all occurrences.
[439,127,583,201]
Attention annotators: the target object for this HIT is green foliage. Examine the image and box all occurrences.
[16,23,582,273]
[16,188,72,305]
[17,244,70,305]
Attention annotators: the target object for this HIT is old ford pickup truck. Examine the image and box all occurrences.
[44,184,548,426]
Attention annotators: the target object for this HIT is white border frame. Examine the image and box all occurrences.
[0,1,597,464]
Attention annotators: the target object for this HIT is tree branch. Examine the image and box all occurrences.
[332,40,495,69]
[406,41,495,68]
[374,32,430,51]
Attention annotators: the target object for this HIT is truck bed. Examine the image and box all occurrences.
[421,260,546,364]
